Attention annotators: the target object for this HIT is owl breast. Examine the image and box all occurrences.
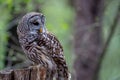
[21,33,56,70]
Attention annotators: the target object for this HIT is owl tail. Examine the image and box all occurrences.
[56,63,71,80]
[56,73,71,80]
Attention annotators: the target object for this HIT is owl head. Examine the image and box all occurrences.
[17,12,46,37]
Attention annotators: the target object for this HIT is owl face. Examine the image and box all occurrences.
[17,12,46,36]
[28,14,46,34]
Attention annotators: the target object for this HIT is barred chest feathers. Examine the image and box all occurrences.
[19,33,57,70]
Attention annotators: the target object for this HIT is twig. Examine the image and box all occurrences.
[95,4,120,80]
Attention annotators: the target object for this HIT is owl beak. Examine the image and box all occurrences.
[37,19,46,33]
[40,28,43,33]
[39,25,46,33]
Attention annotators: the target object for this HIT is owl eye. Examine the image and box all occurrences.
[32,21,39,26]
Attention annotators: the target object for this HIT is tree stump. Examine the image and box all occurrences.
[0,66,49,80]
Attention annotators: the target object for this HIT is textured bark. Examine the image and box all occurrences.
[0,66,48,80]
[73,0,103,80]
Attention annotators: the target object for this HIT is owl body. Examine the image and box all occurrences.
[17,12,70,80]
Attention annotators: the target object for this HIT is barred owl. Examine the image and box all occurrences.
[17,12,70,80]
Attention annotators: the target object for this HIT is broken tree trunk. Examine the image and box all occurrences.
[0,66,50,80]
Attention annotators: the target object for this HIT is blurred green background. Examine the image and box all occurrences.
[0,0,120,80]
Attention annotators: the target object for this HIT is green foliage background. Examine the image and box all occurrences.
[99,0,120,80]
[0,1,11,69]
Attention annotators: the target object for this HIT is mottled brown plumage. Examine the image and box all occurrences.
[17,12,70,80]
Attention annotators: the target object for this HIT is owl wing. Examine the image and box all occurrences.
[42,32,69,80]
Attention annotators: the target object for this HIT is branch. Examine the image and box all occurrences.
[95,5,120,80]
